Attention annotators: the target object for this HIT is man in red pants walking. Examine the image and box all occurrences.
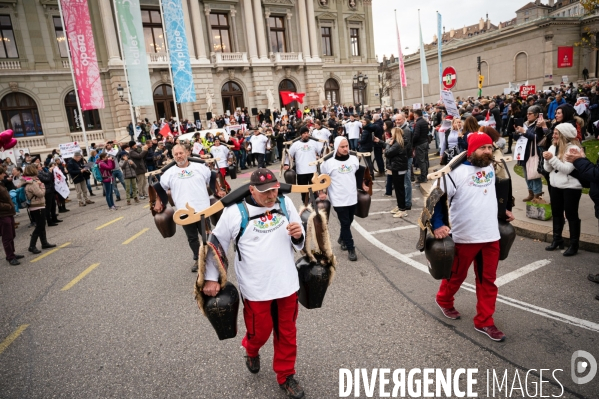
[430,132,515,342]
[202,168,306,398]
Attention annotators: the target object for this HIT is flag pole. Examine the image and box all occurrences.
[394,10,405,108]
[419,9,424,107]
[437,11,443,102]
[158,0,181,128]
[57,0,89,153]
[113,0,138,133]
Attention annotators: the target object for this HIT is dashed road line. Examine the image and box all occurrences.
[0,325,29,355]
[96,217,124,230]
[30,242,71,263]
[122,228,149,245]
[61,263,101,291]
[369,225,418,235]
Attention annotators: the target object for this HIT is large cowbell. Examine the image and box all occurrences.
[203,281,240,340]
[296,255,330,309]
[424,235,455,280]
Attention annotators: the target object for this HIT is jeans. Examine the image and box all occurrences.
[103,181,114,208]
[415,142,429,182]
[405,158,413,208]
[112,170,126,199]
[240,149,247,169]
[254,153,266,168]
[124,178,138,200]
[349,138,358,151]
[373,147,384,174]
[392,171,406,210]
[522,166,542,195]
[86,178,93,194]
[334,204,356,250]
[385,175,393,195]
[147,164,156,172]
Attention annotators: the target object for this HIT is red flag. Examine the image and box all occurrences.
[280,91,305,105]
[159,123,172,137]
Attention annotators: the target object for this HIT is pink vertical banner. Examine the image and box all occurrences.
[60,0,104,111]
[395,17,407,88]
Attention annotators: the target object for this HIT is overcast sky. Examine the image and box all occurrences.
[372,0,530,60]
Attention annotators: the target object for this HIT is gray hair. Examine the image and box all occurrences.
[373,114,381,121]
[528,105,542,116]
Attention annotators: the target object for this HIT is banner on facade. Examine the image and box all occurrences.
[161,0,196,103]
[114,0,153,106]
[394,15,407,88]
[59,141,81,158]
[59,0,104,111]
[557,47,573,68]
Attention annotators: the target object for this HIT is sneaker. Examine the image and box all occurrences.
[139,195,146,200]
[79,202,86,207]
[383,193,393,198]
[587,273,599,284]
[85,199,95,204]
[393,211,408,218]
[127,200,131,205]
[134,198,140,204]
[337,238,347,251]
[8,258,20,266]
[191,261,198,273]
[90,192,96,196]
[245,355,260,374]
[116,198,122,202]
[389,206,399,214]
[435,299,461,320]
[474,325,506,342]
[348,248,357,261]
[279,375,305,399]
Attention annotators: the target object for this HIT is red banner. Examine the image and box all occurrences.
[60,0,104,111]
[557,47,573,68]
[520,85,536,97]
[280,91,305,105]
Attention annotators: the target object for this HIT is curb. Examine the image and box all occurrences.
[418,183,599,254]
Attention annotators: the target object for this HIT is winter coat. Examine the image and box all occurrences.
[384,140,408,172]
[513,122,546,166]
[37,169,55,194]
[548,98,566,120]
[412,117,430,147]
[398,122,413,157]
[24,177,46,208]
[573,157,599,218]
[98,159,115,183]
[119,157,137,179]
[543,144,583,190]
[66,158,90,184]
[129,148,148,175]
[358,123,374,152]
[0,183,15,218]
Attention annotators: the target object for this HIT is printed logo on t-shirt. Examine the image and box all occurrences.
[337,164,353,174]
[252,212,285,233]
[177,169,194,179]
[470,170,494,187]
[300,144,312,152]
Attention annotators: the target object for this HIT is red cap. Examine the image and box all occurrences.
[467,132,493,157]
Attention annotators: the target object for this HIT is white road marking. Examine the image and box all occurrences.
[352,221,599,333]
[371,198,394,202]
[494,260,551,287]
[369,225,419,235]
[369,211,394,215]
[372,188,384,191]
[404,251,424,258]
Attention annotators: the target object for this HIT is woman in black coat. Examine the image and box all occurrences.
[380,127,408,218]
[37,163,62,226]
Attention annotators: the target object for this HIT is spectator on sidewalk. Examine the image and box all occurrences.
[119,150,139,206]
[412,109,430,184]
[67,152,94,207]
[128,141,149,200]
[98,153,117,211]
[514,105,546,202]
[0,165,23,265]
[23,165,56,254]
[37,162,61,226]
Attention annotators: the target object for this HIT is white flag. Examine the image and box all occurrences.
[419,10,429,85]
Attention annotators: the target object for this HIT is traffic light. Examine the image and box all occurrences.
[477,56,481,72]
[478,75,484,89]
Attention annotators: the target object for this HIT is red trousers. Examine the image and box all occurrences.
[218,168,231,190]
[436,241,500,329]
[242,292,299,384]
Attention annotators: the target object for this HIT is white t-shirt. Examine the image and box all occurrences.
[288,139,319,175]
[345,120,362,140]
[192,141,204,156]
[249,134,269,154]
[205,196,305,301]
[435,163,500,244]
[160,162,212,212]
[210,145,230,169]
[312,128,331,153]
[320,155,359,207]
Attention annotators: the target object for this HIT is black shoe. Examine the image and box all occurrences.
[545,239,564,251]
[191,262,198,273]
[279,375,304,399]
[405,207,412,211]
[8,258,20,265]
[53,219,63,223]
[587,274,599,284]
[47,223,58,227]
[14,254,24,259]
[563,242,579,257]
[337,238,347,251]
[28,247,41,254]
[348,248,357,261]
[245,355,260,374]
[90,192,96,196]
[116,198,122,202]
[41,243,57,249]
[596,294,599,301]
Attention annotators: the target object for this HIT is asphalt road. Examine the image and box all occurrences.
[1,150,598,398]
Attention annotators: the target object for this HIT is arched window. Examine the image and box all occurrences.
[279,79,298,110]
[153,84,182,121]
[515,52,528,82]
[324,78,339,104]
[0,93,43,137]
[221,81,244,114]
[64,91,101,132]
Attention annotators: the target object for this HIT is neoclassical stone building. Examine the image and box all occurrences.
[388,0,598,107]
[0,0,377,154]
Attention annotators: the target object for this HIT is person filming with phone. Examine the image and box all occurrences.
[514,105,547,202]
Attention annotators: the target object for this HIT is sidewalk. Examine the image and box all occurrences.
[418,159,599,253]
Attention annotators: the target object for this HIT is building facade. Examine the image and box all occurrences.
[0,0,377,155]
[388,0,597,108]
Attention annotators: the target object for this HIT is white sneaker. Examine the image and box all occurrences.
[389,206,399,214]
[393,211,408,218]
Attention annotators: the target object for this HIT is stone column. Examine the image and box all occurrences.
[188,0,209,62]
[590,46,597,79]
[204,6,215,54]
[297,0,311,60]
[230,8,240,53]
[181,0,196,59]
[98,0,121,65]
[305,0,320,60]
[252,0,268,59]
[242,0,259,62]
[265,10,272,53]
[285,13,293,53]
[543,32,554,84]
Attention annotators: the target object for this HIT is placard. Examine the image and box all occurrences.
[59,141,81,158]
[54,167,71,199]
[440,90,460,118]
[514,136,528,162]
[520,85,536,97]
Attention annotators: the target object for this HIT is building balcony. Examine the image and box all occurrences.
[148,52,170,67]
[62,59,70,69]
[0,60,21,70]
[16,136,47,150]
[269,52,304,70]
[210,52,249,72]
[70,130,105,144]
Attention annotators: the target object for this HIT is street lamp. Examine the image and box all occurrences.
[117,84,129,104]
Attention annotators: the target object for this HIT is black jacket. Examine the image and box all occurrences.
[67,158,89,184]
[398,123,413,157]
[372,120,384,140]
[573,158,599,218]
[358,123,374,152]
[412,117,429,147]
[38,169,55,194]
[384,140,408,172]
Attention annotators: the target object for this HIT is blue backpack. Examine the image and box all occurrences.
[92,163,103,182]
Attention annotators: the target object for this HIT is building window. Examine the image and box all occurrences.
[269,16,286,53]
[324,78,339,104]
[0,15,18,58]
[221,81,245,114]
[350,28,359,56]
[53,17,68,58]
[321,27,332,56]
[64,91,101,132]
[1,93,43,137]
[210,13,231,53]
[279,79,297,109]
[141,9,165,53]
